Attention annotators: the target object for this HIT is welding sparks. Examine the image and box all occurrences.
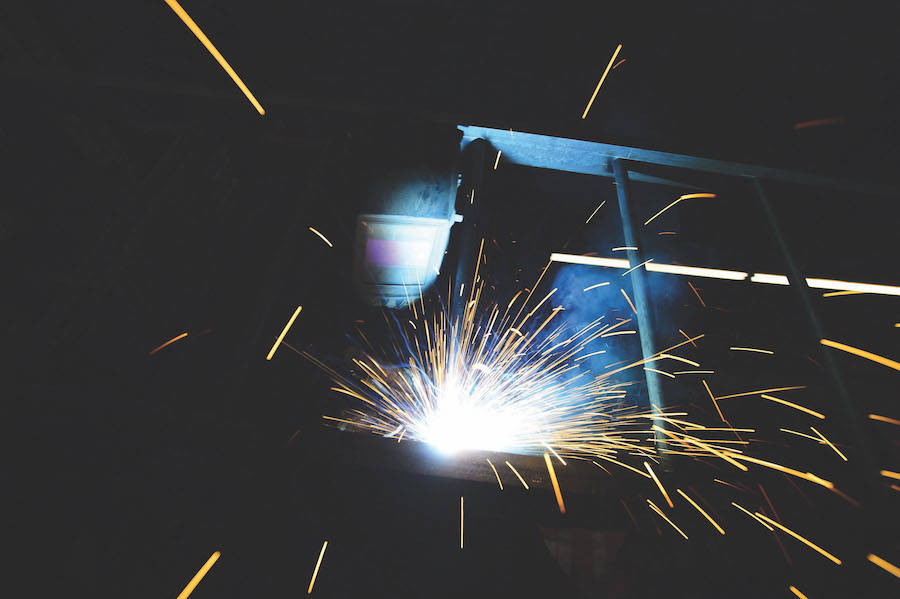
[868,413,900,426]
[644,193,717,226]
[620,288,638,315]
[759,394,825,419]
[176,551,221,599]
[544,453,566,514]
[647,499,688,540]
[809,427,847,461]
[460,497,464,549]
[867,554,900,579]
[308,227,333,247]
[266,305,303,360]
[821,338,900,371]
[583,282,610,292]
[582,44,622,119]
[307,540,328,594]
[621,259,653,277]
[150,332,188,355]
[676,489,724,534]
[729,347,774,355]
[506,461,530,489]
[486,459,503,490]
[585,201,606,223]
[880,470,900,481]
[645,461,674,507]
[753,513,841,565]
[788,585,810,599]
[163,0,265,115]
[793,117,843,130]
[493,150,502,170]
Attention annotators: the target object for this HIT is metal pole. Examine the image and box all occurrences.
[612,159,667,456]
[753,178,877,480]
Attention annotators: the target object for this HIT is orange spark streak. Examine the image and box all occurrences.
[868,413,900,426]
[789,585,810,599]
[702,380,727,423]
[677,489,724,534]
[307,541,328,594]
[645,462,674,507]
[647,499,688,540]
[715,386,807,400]
[644,193,717,226]
[687,281,706,307]
[867,554,900,578]
[727,454,834,489]
[176,551,221,599]
[620,288,638,315]
[810,427,847,461]
[679,329,698,347]
[582,44,622,119]
[821,339,900,371]
[544,453,566,514]
[760,394,825,419]
[793,117,843,130]
[880,470,900,480]
[753,513,841,565]
[505,461,529,489]
[486,459,503,490]
[266,305,303,360]
[822,290,866,297]
[150,332,188,355]
[163,0,265,115]
[612,58,627,69]
[732,502,773,530]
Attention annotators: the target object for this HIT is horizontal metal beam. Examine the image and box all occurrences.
[460,125,897,197]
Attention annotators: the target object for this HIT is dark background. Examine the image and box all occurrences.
[3,1,898,597]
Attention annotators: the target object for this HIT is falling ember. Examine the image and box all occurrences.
[647,499,688,540]
[486,459,503,490]
[687,281,706,307]
[585,200,606,223]
[793,117,844,130]
[729,347,774,355]
[753,513,841,565]
[868,413,900,426]
[644,193,717,226]
[645,461,674,508]
[582,44,622,119]
[759,394,825,419]
[676,489,724,534]
[308,227,333,247]
[820,338,900,371]
[307,540,328,594]
[544,453,566,514]
[176,551,221,599]
[788,585,810,599]
[867,554,900,579]
[266,305,303,360]
[506,461,530,490]
[163,0,264,115]
[460,496,464,549]
[150,332,188,355]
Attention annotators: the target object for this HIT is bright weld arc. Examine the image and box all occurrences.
[176,551,221,599]
[163,0,265,115]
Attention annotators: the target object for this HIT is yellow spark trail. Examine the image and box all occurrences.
[163,0,265,115]
[150,332,188,355]
[486,459,503,490]
[644,461,673,507]
[582,44,622,119]
[585,201,606,223]
[307,541,328,594]
[760,394,825,419]
[810,427,847,461]
[506,461,529,489]
[644,193,717,226]
[620,288,638,315]
[677,489,724,534]
[789,585,809,599]
[867,554,900,579]
[308,227,333,247]
[460,497,464,549]
[868,413,900,426]
[544,453,566,514]
[176,551,220,599]
[266,305,303,360]
[880,470,900,481]
[729,347,774,354]
[647,499,688,540]
[821,339,900,371]
[753,513,841,565]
